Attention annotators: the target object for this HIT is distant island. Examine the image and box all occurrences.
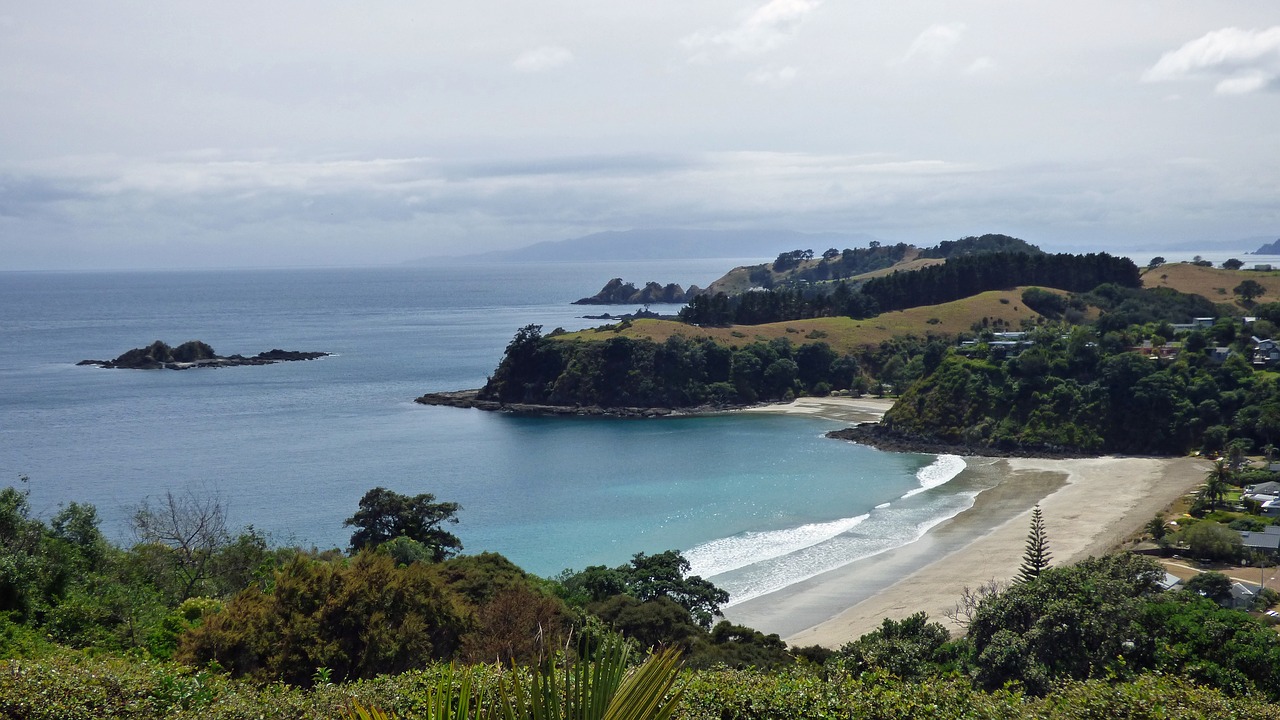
[79,340,328,370]
[414,227,885,263]
[1251,238,1280,254]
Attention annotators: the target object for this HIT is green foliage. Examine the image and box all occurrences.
[344,487,462,560]
[1019,287,1069,319]
[482,333,865,408]
[967,554,1164,694]
[682,249,1137,326]
[882,316,1280,455]
[1179,521,1243,562]
[177,552,468,684]
[1017,506,1052,583]
[1183,571,1232,603]
[1235,279,1266,302]
[833,613,957,678]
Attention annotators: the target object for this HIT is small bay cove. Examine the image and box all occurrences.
[1,264,1208,647]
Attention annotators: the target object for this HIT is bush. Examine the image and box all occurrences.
[1180,521,1244,562]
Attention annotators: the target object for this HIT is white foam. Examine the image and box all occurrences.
[874,502,891,509]
[720,490,981,606]
[900,454,966,498]
[684,513,871,579]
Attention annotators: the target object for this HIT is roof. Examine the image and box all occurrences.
[1246,481,1280,496]
[1239,530,1280,550]
[1158,572,1182,591]
[1231,582,1258,600]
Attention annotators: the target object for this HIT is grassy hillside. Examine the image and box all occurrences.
[1144,262,1280,307]
[560,288,1055,353]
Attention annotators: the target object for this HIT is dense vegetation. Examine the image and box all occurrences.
[479,327,870,406]
[881,319,1280,454]
[680,250,1139,326]
[7,526,1280,719]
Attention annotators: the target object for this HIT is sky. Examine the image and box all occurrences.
[1,1,1279,270]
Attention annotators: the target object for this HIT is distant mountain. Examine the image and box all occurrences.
[1250,238,1280,255]
[421,228,887,263]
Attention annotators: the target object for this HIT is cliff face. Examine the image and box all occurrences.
[573,278,702,305]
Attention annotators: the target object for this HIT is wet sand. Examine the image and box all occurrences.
[723,454,1209,647]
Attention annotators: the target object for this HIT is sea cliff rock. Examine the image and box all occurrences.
[79,340,329,370]
[414,389,753,417]
[573,278,702,305]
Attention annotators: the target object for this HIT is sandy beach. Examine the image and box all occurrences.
[736,395,896,424]
[722,397,1210,647]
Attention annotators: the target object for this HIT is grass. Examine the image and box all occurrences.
[1142,262,1280,307]
[556,289,1052,354]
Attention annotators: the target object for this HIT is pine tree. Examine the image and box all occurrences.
[1017,505,1053,583]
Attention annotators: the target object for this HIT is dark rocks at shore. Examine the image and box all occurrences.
[79,340,329,370]
[826,424,1099,459]
[415,389,753,418]
[573,278,703,305]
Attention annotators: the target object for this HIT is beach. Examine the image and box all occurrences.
[724,397,1210,647]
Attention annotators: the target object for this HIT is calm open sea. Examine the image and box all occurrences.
[0,261,972,604]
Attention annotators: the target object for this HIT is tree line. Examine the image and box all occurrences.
[480,327,868,407]
[679,251,1141,326]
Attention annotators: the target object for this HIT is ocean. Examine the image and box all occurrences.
[0,261,972,605]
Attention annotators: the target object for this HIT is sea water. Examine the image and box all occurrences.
[0,262,969,600]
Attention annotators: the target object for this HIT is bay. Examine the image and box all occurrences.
[0,261,965,599]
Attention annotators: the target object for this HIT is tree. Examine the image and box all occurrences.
[1199,460,1231,511]
[624,550,728,629]
[344,487,462,561]
[1184,571,1232,604]
[1223,258,1244,271]
[1017,506,1052,583]
[1145,514,1168,542]
[1180,521,1242,562]
[131,489,230,600]
[1148,256,1166,269]
[1235,279,1266,303]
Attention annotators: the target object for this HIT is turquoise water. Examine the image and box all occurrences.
[0,263,968,599]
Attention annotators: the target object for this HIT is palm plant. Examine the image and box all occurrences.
[1200,459,1231,511]
[347,640,684,720]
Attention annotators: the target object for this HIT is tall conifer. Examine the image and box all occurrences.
[1018,505,1053,583]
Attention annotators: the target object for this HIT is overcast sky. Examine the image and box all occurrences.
[2,2,1279,269]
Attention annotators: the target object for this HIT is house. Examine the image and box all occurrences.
[1243,481,1280,499]
[1255,264,1273,272]
[1193,317,1216,328]
[1132,340,1181,360]
[1230,582,1259,610]
[1239,528,1280,553]
[1209,347,1233,364]
[1252,337,1280,367]
[1158,572,1183,591]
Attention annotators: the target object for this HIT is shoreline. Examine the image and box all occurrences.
[415,390,897,421]
[723,455,1208,646]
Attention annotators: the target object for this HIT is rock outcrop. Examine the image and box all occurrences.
[573,278,702,305]
[79,341,329,370]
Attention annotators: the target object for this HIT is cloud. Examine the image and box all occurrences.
[683,0,822,58]
[900,23,967,65]
[964,57,996,76]
[747,65,797,86]
[512,45,573,73]
[1143,26,1280,94]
